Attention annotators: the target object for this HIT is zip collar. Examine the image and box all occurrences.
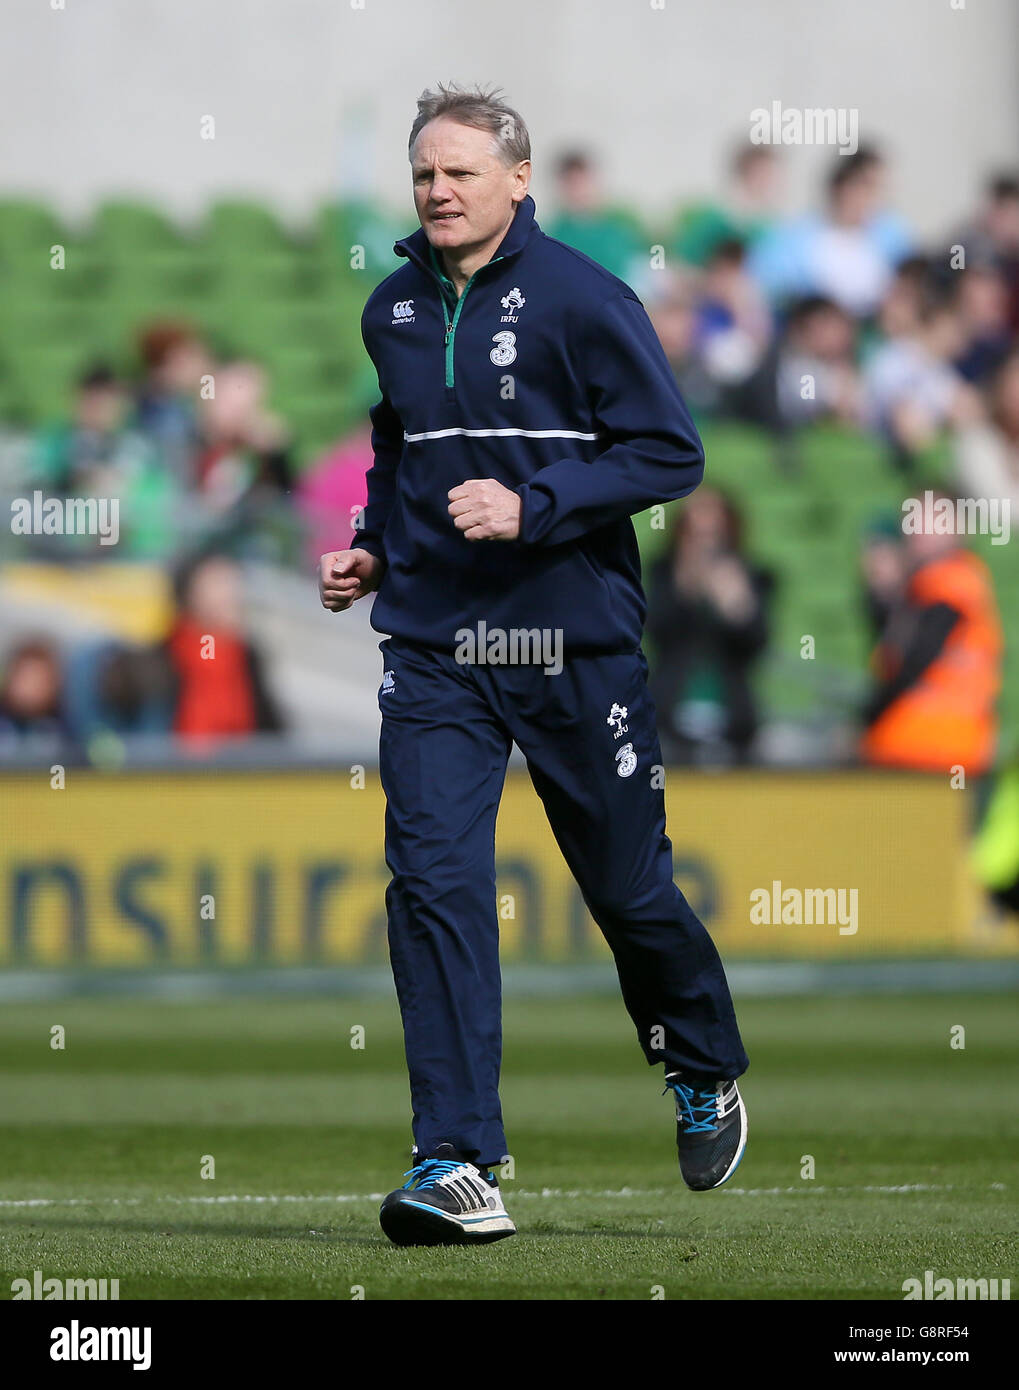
[393,193,539,280]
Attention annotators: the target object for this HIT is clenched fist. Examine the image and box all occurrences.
[447,478,521,541]
[319,548,384,612]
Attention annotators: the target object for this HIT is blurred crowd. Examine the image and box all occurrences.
[1,141,1017,784]
[1,323,304,758]
[17,324,298,563]
[548,144,1015,776]
[566,144,1019,486]
[0,551,283,760]
[644,481,1002,778]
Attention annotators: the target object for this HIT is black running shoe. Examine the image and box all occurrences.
[665,1074,748,1191]
[379,1143,516,1246]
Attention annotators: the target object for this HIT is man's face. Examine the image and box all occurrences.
[808,308,854,361]
[559,164,599,214]
[738,150,779,208]
[648,293,694,363]
[831,172,878,227]
[77,384,125,434]
[411,116,527,255]
[987,194,1019,252]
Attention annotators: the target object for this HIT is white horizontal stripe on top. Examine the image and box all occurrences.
[403,426,601,442]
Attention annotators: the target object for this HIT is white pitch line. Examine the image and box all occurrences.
[0,1182,1005,1209]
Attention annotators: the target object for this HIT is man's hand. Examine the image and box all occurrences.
[319,548,384,612]
[447,478,521,541]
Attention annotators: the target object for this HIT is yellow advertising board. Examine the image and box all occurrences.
[0,769,1009,966]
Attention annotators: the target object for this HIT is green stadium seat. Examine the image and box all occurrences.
[0,243,110,302]
[203,298,347,356]
[2,302,104,351]
[209,248,321,300]
[315,201,404,277]
[203,200,293,251]
[0,199,66,256]
[1,343,92,421]
[103,251,217,304]
[91,201,183,251]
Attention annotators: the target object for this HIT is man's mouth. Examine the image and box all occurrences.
[431,212,462,222]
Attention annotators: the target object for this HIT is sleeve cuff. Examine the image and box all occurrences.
[516,484,553,546]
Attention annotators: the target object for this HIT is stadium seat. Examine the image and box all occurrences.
[91,201,183,252]
[0,199,66,256]
[203,200,294,251]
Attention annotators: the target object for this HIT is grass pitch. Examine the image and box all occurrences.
[0,991,1014,1300]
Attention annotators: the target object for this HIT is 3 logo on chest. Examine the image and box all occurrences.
[491,287,526,366]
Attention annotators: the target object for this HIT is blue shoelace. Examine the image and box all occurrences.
[664,1080,719,1134]
[401,1158,464,1191]
[401,1157,494,1191]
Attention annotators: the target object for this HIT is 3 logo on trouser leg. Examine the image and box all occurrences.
[607,702,637,776]
[615,742,637,778]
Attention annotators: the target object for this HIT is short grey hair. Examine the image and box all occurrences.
[408,82,531,167]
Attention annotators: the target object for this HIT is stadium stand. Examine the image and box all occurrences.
[1,195,1017,763]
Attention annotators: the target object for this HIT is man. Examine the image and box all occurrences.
[672,141,782,267]
[749,146,912,318]
[861,500,1002,776]
[544,149,645,281]
[319,83,749,1247]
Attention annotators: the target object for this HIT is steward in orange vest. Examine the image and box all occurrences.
[861,530,1002,775]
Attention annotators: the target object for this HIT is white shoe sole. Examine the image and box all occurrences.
[380,1196,517,1246]
[713,1090,748,1188]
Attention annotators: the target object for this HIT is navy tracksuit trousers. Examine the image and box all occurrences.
[378,636,749,1168]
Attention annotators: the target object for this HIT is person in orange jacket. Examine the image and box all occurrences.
[860,499,1003,775]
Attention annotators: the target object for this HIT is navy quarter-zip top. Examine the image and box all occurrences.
[356,193,705,655]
